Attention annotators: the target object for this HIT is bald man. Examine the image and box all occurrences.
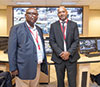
[49,6,80,87]
[8,8,48,87]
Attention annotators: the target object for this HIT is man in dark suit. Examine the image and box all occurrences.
[49,6,80,87]
[8,8,48,87]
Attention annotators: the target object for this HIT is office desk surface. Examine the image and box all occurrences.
[47,54,100,64]
[78,54,100,63]
[0,51,100,64]
[0,51,8,63]
[0,51,100,86]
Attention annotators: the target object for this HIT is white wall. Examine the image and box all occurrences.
[88,10,100,36]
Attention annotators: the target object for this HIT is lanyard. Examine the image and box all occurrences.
[60,19,68,40]
[28,26,40,50]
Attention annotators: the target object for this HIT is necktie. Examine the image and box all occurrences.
[62,21,65,30]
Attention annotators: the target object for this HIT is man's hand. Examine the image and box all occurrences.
[60,51,70,60]
[11,70,18,76]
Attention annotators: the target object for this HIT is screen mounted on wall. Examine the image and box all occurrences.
[13,7,83,34]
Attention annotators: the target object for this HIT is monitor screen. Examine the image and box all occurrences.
[80,39,97,54]
[97,39,100,51]
[13,7,83,34]
[44,39,52,54]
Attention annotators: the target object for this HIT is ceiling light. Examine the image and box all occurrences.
[16,2,32,5]
[61,2,77,5]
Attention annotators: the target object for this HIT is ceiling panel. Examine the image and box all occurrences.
[31,0,48,6]
[45,0,61,6]
[61,0,80,1]
[0,0,100,9]
[0,0,11,4]
[12,0,31,1]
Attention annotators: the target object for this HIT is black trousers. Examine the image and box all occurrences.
[55,60,77,87]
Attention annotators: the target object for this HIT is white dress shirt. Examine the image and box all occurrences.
[26,22,44,64]
[59,19,68,51]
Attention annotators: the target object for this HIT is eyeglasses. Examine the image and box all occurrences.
[26,12,38,16]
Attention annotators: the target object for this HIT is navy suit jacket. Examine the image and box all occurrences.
[8,22,48,80]
[49,20,80,63]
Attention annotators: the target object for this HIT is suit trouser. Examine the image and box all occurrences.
[55,60,77,87]
[15,64,40,87]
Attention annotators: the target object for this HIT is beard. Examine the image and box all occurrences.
[59,15,67,21]
[27,20,35,27]
[60,17,66,21]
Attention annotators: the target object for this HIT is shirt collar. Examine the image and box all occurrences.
[59,19,68,23]
[26,21,36,30]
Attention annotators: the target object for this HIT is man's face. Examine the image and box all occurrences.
[25,8,38,26]
[58,7,68,21]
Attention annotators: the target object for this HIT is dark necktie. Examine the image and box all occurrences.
[62,21,65,30]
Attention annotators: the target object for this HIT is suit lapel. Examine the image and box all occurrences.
[36,26,44,44]
[36,26,42,39]
[66,21,70,40]
[56,21,64,40]
[24,22,35,44]
[56,21,70,41]
[24,23,44,48]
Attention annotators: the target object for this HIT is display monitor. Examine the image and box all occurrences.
[96,39,100,51]
[13,7,83,34]
[79,39,97,54]
[44,39,52,54]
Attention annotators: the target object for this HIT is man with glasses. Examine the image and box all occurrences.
[8,8,48,87]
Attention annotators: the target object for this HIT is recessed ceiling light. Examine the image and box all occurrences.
[61,2,77,5]
[16,2,32,5]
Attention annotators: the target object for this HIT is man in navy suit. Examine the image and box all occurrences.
[49,6,80,87]
[8,8,48,87]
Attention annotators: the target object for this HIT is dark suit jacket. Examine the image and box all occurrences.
[8,22,48,80]
[49,20,80,63]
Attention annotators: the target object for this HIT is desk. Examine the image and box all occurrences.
[1,51,100,87]
[47,54,100,87]
[77,55,100,87]
[0,51,49,84]
[0,51,9,71]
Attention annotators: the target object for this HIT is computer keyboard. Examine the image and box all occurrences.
[85,53,100,57]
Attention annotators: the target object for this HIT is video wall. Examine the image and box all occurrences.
[13,7,83,34]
